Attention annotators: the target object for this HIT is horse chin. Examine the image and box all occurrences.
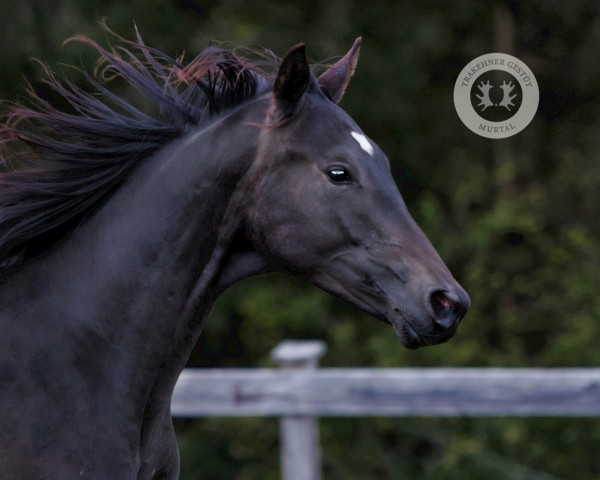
[388,312,456,349]
[365,312,421,349]
[387,315,427,349]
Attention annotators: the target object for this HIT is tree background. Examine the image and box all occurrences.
[2,1,600,478]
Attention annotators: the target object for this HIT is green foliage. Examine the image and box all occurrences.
[2,1,600,478]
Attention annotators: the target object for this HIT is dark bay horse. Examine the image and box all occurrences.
[0,31,469,479]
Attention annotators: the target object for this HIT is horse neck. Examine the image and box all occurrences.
[7,99,267,408]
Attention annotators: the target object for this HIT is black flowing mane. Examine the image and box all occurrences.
[0,29,274,269]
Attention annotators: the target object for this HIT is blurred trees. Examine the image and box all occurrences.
[2,1,600,478]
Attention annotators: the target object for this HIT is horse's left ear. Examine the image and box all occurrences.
[273,43,311,113]
[318,37,362,104]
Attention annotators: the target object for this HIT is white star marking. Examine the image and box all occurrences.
[351,131,374,156]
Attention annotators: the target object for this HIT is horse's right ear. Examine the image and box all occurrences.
[318,37,361,104]
[273,43,310,114]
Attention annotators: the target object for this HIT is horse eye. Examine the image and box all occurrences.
[327,167,352,184]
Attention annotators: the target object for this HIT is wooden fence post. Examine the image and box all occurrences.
[271,340,326,480]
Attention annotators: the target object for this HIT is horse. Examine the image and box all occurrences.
[0,30,469,479]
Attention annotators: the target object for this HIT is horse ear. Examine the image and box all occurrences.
[318,37,362,104]
[273,43,310,112]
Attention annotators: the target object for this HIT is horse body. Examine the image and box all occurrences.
[0,33,469,479]
[0,96,269,478]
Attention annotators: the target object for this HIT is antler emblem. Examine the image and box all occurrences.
[475,79,519,113]
[498,80,517,111]
[476,81,494,111]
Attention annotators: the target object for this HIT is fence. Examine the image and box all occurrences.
[171,340,600,480]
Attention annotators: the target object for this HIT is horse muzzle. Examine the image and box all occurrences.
[390,286,471,349]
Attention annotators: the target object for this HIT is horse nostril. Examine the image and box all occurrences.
[430,290,466,330]
[432,290,453,311]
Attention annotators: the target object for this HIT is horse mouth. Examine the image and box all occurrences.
[388,310,428,349]
[395,320,427,349]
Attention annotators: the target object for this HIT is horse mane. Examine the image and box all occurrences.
[0,29,274,269]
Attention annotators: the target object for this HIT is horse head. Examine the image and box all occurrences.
[238,40,470,349]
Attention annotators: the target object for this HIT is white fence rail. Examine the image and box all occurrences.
[171,341,600,480]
